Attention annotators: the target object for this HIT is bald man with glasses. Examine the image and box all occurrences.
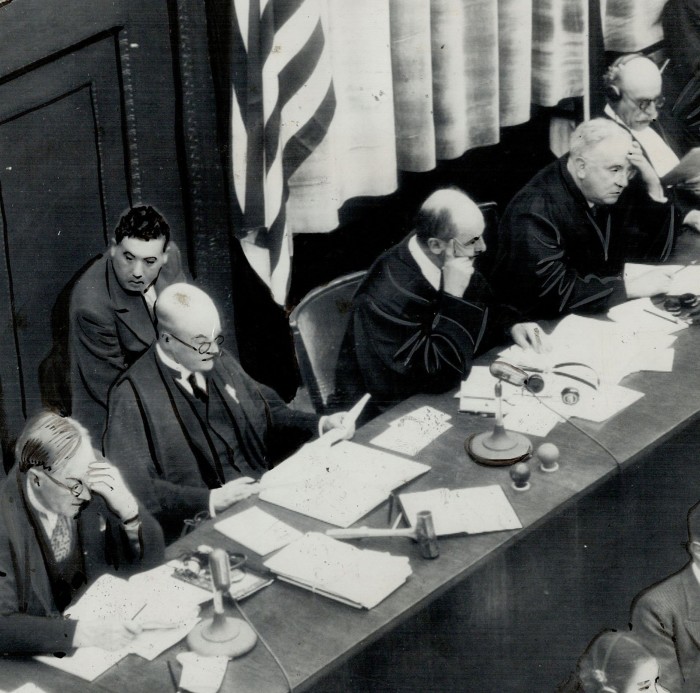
[490,118,677,320]
[336,188,546,417]
[104,283,354,542]
[602,53,700,232]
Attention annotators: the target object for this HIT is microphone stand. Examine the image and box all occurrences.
[466,380,532,466]
[187,549,258,657]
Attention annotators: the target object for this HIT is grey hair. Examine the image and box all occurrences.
[569,118,631,160]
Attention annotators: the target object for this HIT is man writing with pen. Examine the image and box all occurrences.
[0,411,165,655]
[336,187,549,418]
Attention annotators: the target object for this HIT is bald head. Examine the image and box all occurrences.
[415,188,484,245]
[606,55,664,131]
[156,283,223,372]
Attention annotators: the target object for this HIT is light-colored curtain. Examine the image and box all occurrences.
[603,0,668,53]
[286,0,589,236]
[233,0,592,303]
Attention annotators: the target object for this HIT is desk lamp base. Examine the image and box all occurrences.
[466,423,532,467]
[187,613,257,658]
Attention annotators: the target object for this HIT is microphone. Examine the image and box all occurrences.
[466,360,534,467]
[186,549,257,657]
[210,548,231,594]
[489,361,545,394]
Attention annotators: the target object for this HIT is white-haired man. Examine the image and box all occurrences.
[491,118,676,320]
[0,411,164,654]
[602,53,700,230]
[104,283,354,542]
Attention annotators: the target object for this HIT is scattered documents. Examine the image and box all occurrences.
[370,405,452,456]
[398,485,522,536]
[608,297,687,334]
[176,653,228,693]
[501,397,564,437]
[264,532,412,609]
[214,506,302,556]
[542,384,644,424]
[36,571,201,681]
[260,441,429,527]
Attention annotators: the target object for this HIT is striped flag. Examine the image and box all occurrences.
[231,0,336,306]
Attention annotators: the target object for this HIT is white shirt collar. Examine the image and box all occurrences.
[156,343,207,394]
[26,476,59,537]
[408,235,442,291]
[604,104,679,177]
[692,560,700,587]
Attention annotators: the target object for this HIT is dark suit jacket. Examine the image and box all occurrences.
[335,236,519,416]
[104,346,318,542]
[68,243,185,441]
[490,156,674,320]
[0,468,164,654]
[631,563,700,692]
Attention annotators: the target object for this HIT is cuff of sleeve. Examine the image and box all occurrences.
[209,492,217,519]
[318,416,327,437]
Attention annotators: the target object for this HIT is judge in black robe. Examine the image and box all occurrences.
[490,118,676,321]
[336,189,544,416]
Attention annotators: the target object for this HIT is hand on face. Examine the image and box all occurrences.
[86,459,139,522]
[442,239,475,297]
[627,142,665,201]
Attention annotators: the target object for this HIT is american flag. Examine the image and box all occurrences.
[231,0,336,306]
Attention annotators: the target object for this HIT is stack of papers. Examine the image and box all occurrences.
[260,441,429,527]
[399,485,522,536]
[36,571,201,681]
[369,406,452,456]
[263,532,412,609]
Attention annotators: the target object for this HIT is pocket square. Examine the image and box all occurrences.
[225,384,239,403]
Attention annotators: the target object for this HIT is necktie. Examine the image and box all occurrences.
[188,374,209,404]
[51,514,74,562]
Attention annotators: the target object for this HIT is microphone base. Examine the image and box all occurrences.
[466,431,532,467]
[187,615,257,658]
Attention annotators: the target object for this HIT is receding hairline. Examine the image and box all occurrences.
[155,284,219,333]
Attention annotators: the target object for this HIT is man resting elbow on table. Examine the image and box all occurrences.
[0,412,164,655]
[490,118,678,322]
[104,283,355,544]
[335,188,549,417]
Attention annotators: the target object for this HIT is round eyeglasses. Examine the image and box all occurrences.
[43,471,84,497]
[169,333,225,354]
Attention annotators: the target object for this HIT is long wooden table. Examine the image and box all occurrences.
[5,258,700,689]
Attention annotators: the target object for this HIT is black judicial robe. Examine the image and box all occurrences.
[104,345,318,542]
[336,237,519,415]
[490,157,674,321]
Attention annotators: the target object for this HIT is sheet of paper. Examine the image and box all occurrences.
[669,264,700,295]
[214,506,302,555]
[35,648,124,682]
[399,485,522,536]
[370,406,452,456]
[459,366,498,399]
[177,653,229,693]
[502,397,564,437]
[608,297,688,334]
[545,384,644,423]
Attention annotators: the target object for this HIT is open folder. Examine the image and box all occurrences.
[260,441,430,527]
[263,532,412,609]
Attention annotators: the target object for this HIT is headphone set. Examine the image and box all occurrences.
[603,53,648,102]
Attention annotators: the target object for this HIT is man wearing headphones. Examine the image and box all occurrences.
[602,53,700,231]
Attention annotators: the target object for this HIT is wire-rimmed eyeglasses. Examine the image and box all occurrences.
[43,471,84,497]
[622,92,665,114]
[168,333,224,354]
